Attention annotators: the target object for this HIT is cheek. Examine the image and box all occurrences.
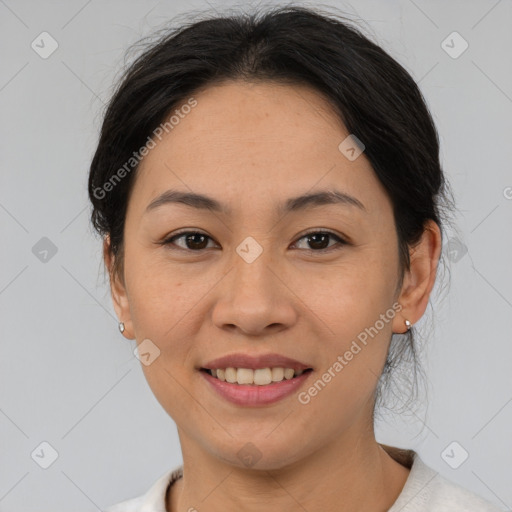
[310,256,396,326]
[307,252,398,376]
[126,267,203,416]
[125,248,203,331]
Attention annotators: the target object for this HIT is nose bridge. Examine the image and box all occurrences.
[211,236,297,334]
[231,236,278,303]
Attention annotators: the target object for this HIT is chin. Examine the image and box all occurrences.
[207,432,312,471]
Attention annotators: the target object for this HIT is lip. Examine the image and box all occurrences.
[200,368,313,406]
[202,352,312,371]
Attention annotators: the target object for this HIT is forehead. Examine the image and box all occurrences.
[171,80,346,153]
[130,80,390,217]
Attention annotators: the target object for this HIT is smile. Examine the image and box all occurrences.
[201,367,312,385]
[199,367,314,406]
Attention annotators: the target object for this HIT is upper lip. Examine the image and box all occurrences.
[202,353,313,371]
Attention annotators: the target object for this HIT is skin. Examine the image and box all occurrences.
[105,80,442,512]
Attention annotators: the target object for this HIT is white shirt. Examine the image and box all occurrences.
[105,448,506,512]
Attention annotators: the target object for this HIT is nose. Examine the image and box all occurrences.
[211,249,298,337]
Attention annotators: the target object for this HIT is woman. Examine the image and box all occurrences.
[88,5,503,511]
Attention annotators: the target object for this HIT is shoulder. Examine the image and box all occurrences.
[104,465,183,512]
[423,470,505,512]
[388,450,505,512]
[104,495,145,512]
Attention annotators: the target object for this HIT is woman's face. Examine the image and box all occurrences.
[109,81,417,468]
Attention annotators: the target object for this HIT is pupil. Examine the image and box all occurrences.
[187,233,207,250]
[308,233,329,250]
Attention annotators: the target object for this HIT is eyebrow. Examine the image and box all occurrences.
[145,188,366,215]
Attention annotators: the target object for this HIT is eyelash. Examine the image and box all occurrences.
[160,229,348,254]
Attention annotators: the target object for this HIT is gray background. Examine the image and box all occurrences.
[0,0,511,510]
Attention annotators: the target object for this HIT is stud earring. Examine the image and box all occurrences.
[404,319,411,331]
[118,322,125,333]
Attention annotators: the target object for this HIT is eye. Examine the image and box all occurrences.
[292,230,347,253]
[160,229,348,253]
[162,230,218,251]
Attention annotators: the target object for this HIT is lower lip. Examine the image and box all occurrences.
[200,370,313,406]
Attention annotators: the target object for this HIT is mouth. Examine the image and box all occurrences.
[198,352,314,406]
[200,367,314,386]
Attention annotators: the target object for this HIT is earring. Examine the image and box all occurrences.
[404,319,411,331]
[118,322,125,333]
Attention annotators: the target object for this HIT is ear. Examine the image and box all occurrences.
[103,236,134,339]
[393,220,442,334]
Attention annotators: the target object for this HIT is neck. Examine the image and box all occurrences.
[168,426,410,512]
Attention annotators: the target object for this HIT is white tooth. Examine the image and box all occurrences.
[254,368,272,385]
[237,368,254,385]
[225,367,237,383]
[218,367,300,384]
[271,367,284,382]
[284,368,295,380]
